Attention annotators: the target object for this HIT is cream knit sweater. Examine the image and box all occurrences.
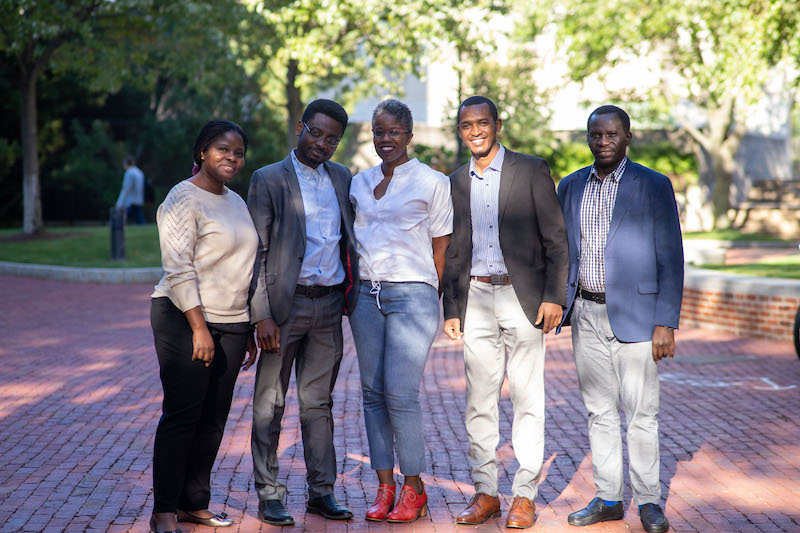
[152,180,258,324]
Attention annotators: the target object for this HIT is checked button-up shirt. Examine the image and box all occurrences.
[578,156,628,293]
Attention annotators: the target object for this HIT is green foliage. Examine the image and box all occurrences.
[547,142,592,182]
[628,141,696,188]
[47,120,125,215]
[412,143,464,175]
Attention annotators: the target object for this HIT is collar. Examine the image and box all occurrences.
[588,156,627,183]
[291,150,324,182]
[469,144,505,179]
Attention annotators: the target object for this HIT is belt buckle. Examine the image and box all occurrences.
[490,274,506,285]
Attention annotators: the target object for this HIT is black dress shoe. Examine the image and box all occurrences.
[639,503,670,533]
[567,497,624,526]
[258,499,294,526]
[306,494,353,520]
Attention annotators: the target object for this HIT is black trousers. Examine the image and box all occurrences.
[150,297,248,513]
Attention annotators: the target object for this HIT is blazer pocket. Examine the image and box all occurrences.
[265,273,277,285]
[638,281,659,294]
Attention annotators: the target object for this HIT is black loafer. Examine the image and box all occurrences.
[258,499,294,526]
[567,497,624,526]
[306,494,353,520]
[177,510,233,527]
[639,503,670,533]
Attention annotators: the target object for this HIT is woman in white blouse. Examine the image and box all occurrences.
[149,120,258,533]
[349,99,453,523]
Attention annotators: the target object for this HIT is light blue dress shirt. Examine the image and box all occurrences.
[469,144,507,276]
[291,150,345,286]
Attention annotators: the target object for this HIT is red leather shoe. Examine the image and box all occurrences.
[365,484,396,521]
[386,482,427,523]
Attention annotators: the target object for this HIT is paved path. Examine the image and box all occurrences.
[1,275,799,533]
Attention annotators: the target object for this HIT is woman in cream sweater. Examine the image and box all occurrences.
[149,120,258,533]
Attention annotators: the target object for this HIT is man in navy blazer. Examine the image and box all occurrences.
[556,105,683,533]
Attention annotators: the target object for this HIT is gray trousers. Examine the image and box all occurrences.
[462,280,546,499]
[571,296,661,505]
[251,291,344,502]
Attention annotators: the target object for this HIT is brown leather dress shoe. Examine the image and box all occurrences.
[456,493,501,525]
[505,496,535,529]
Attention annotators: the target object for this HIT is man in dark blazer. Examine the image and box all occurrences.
[556,105,683,533]
[247,99,359,525]
[442,96,568,529]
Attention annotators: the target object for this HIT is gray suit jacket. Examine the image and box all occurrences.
[442,149,569,328]
[247,154,360,326]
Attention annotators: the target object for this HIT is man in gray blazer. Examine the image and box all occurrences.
[247,99,359,526]
[442,96,568,529]
[557,105,683,533]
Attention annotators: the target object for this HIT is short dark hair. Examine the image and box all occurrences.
[372,99,413,132]
[123,156,136,167]
[302,99,348,132]
[588,105,630,133]
[193,120,248,168]
[457,96,499,123]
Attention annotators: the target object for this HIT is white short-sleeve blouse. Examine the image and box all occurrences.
[349,158,453,288]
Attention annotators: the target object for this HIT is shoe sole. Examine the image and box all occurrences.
[306,507,353,520]
[456,510,502,525]
[642,524,670,533]
[567,513,624,527]
[506,523,534,529]
[259,517,294,526]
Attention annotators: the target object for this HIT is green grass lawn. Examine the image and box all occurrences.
[0,225,161,268]
[682,229,788,241]
[700,254,800,280]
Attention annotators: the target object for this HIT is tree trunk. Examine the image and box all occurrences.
[20,68,42,235]
[709,145,738,230]
[285,59,303,152]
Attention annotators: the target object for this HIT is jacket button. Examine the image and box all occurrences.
[570,282,576,287]
[298,257,303,263]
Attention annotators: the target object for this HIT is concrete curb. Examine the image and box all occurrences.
[0,261,162,284]
[684,264,800,298]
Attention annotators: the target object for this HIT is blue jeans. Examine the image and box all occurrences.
[349,281,440,475]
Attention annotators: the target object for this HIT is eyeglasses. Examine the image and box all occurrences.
[302,122,341,147]
[372,128,410,139]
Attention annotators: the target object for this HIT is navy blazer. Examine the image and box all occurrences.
[247,155,359,326]
[556,160,684,342]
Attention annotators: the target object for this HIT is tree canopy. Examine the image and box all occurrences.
[550,0,798,229]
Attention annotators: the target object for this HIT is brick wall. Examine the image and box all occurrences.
[681,267,800,342]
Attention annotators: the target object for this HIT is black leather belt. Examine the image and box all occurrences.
[295,284,340,298]
[471,275,511,285]
[579,287,605,304]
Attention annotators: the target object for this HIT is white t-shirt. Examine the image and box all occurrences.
[152,180,259,323]
[349,158,453,288]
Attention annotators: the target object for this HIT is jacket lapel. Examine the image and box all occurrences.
[325,162,350,222]
[498,150,516,225]
[606,162,639,245]
[283,155,306,239]
[570,169,590,256]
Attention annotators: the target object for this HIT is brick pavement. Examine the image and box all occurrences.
[0,275,799,533]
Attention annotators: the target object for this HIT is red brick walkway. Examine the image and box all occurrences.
[1,275,799,532]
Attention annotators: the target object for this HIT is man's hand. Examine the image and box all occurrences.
[443,318,462,340]
[242,333,258,370]
[652,326,675,362]
[535,302,563,334]
[256,318,280,353]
